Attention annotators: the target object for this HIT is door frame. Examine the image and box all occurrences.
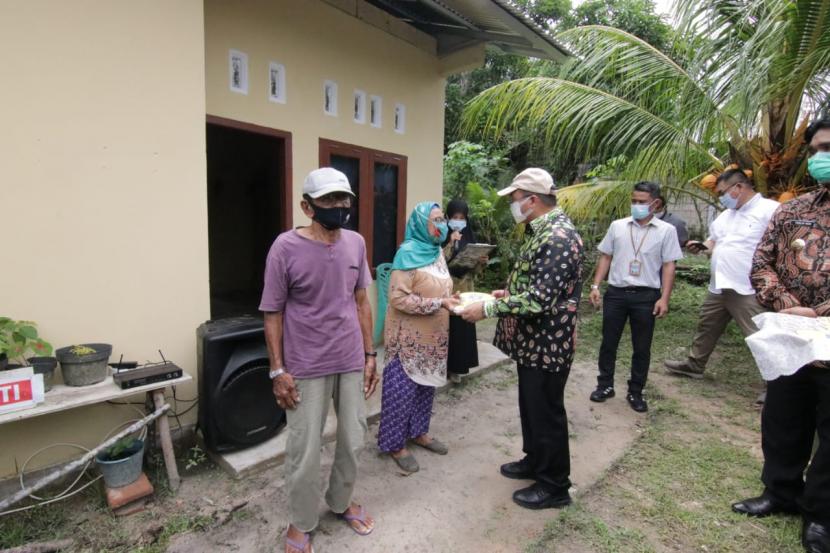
[206,114,293,231]
[319,138,407,266]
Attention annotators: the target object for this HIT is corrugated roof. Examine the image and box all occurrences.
[367,0,569,61]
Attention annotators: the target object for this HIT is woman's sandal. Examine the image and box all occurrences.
[412,438,449,455]
[338,504,375,536]
[285,529,314,553]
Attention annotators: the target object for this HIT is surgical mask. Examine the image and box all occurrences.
[719,192,738,210]
[448,219,467,232]
[808,152,830,184]
[510,197,531,224]
[630,203,651,220]
[431,221,449,244]
[311,203,350,230]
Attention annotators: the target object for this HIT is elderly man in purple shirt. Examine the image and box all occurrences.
[260,167,379,553]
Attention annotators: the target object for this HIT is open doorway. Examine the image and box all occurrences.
[206,116,292,319]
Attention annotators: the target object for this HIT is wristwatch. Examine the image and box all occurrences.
[269,367,286,379]
[590,284,600,290]
[365,351,378,358]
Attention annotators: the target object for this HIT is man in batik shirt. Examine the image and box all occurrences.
[731,118,830,553]
[461,168,584,510]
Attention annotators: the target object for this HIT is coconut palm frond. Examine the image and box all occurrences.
[555,26,723,141]
[557,180,633,226]
[462,77,721,185]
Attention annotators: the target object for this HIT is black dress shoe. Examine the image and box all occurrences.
[731,494,798,518]
[589,386,615,402]
[512,483,572,510]
[500,460,533,480]
[804,521,830,553]
[626,392,648,413]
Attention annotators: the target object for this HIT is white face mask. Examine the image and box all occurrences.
[510,196,532,224]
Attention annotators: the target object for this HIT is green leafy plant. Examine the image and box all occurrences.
[68,345,96,356]
[464,0,830,213]
[0,318,52,364]
[103,436,140,461]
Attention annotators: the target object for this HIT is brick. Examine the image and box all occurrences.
[105,472,154,510]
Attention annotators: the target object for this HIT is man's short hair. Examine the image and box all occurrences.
[633,181,661,199]
[806,118,830,144]
[716,168,754,189]
[534,193,557,207]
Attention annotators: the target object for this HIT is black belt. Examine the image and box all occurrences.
[608,285,660,292]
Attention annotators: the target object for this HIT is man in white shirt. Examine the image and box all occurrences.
[588,182,684,413]
[664,169,778,384]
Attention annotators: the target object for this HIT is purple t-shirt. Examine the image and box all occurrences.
[259,229,371,379]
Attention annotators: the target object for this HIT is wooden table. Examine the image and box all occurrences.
[0,373,193,490]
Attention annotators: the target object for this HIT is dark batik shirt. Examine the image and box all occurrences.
[751,188,830,315]
[484,207,584,372]
[751,188,830,369]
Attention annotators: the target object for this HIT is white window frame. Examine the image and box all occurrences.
[268,62,287,104]
[229,49,248,95]
[370,95,382,128]
[394,103,406,134]
[323,80,338,117]
[353,90,367,124]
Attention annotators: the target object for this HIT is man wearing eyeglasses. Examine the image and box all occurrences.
[260,167,379,553]
[664,169,778,400]
[460,168,584,510]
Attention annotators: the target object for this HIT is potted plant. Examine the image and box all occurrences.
[0,318,56,391]
[55,343,112,387]
[96,436,145,488]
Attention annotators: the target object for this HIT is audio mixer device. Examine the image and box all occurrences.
[111,353,183,390]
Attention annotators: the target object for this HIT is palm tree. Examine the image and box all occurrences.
[462,0,830,222]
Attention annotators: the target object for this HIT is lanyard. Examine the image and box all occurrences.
[629,223,651,260]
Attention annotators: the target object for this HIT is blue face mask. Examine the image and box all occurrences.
[631,203,651,220]
[432,222,449,244]
[719,191,738,210]
[448,219,467,232]
[808,152,830,184]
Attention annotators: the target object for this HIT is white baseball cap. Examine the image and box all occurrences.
[497,168,557,196]
[303,167,355,199]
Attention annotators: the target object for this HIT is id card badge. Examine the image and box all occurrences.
[628,260,642,277]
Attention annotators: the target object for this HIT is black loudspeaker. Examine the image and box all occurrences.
[197,316,285,453]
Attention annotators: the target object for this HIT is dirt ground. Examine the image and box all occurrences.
[165,356,641,553]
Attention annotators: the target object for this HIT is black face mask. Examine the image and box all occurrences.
[311,203,351,230]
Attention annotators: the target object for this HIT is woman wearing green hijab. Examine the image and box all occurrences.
[377,202,460,473]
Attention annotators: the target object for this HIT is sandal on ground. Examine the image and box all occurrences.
[392,451,419,473]
[412,438,449,455]
[338,504,375,536]
[285,529,314,553]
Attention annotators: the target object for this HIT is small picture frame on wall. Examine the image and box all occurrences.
[269,62,286,104]
[370,95,382,128]
[354,90,366,124]
[394,103,406,134]
[229,49,248,94]
[324,80,338,116]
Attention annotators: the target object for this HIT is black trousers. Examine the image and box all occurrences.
[597,285,660,394]
[762,364,830,524]
[517,364,571,493]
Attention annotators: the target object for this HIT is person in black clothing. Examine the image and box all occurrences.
[443,199,481,383]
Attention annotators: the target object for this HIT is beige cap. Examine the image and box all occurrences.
[303,167,355,199]
[497,168,556,197]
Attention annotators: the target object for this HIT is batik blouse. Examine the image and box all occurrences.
[384,254,453,386]
[484,207,584,372]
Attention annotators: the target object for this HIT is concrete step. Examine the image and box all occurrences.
[211,341,511,479]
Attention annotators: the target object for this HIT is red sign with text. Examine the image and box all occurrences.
[0,379,34,407]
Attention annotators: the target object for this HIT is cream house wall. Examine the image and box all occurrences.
[0,1,207,477]
[0,0,448,478]
[204,0,447,225]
